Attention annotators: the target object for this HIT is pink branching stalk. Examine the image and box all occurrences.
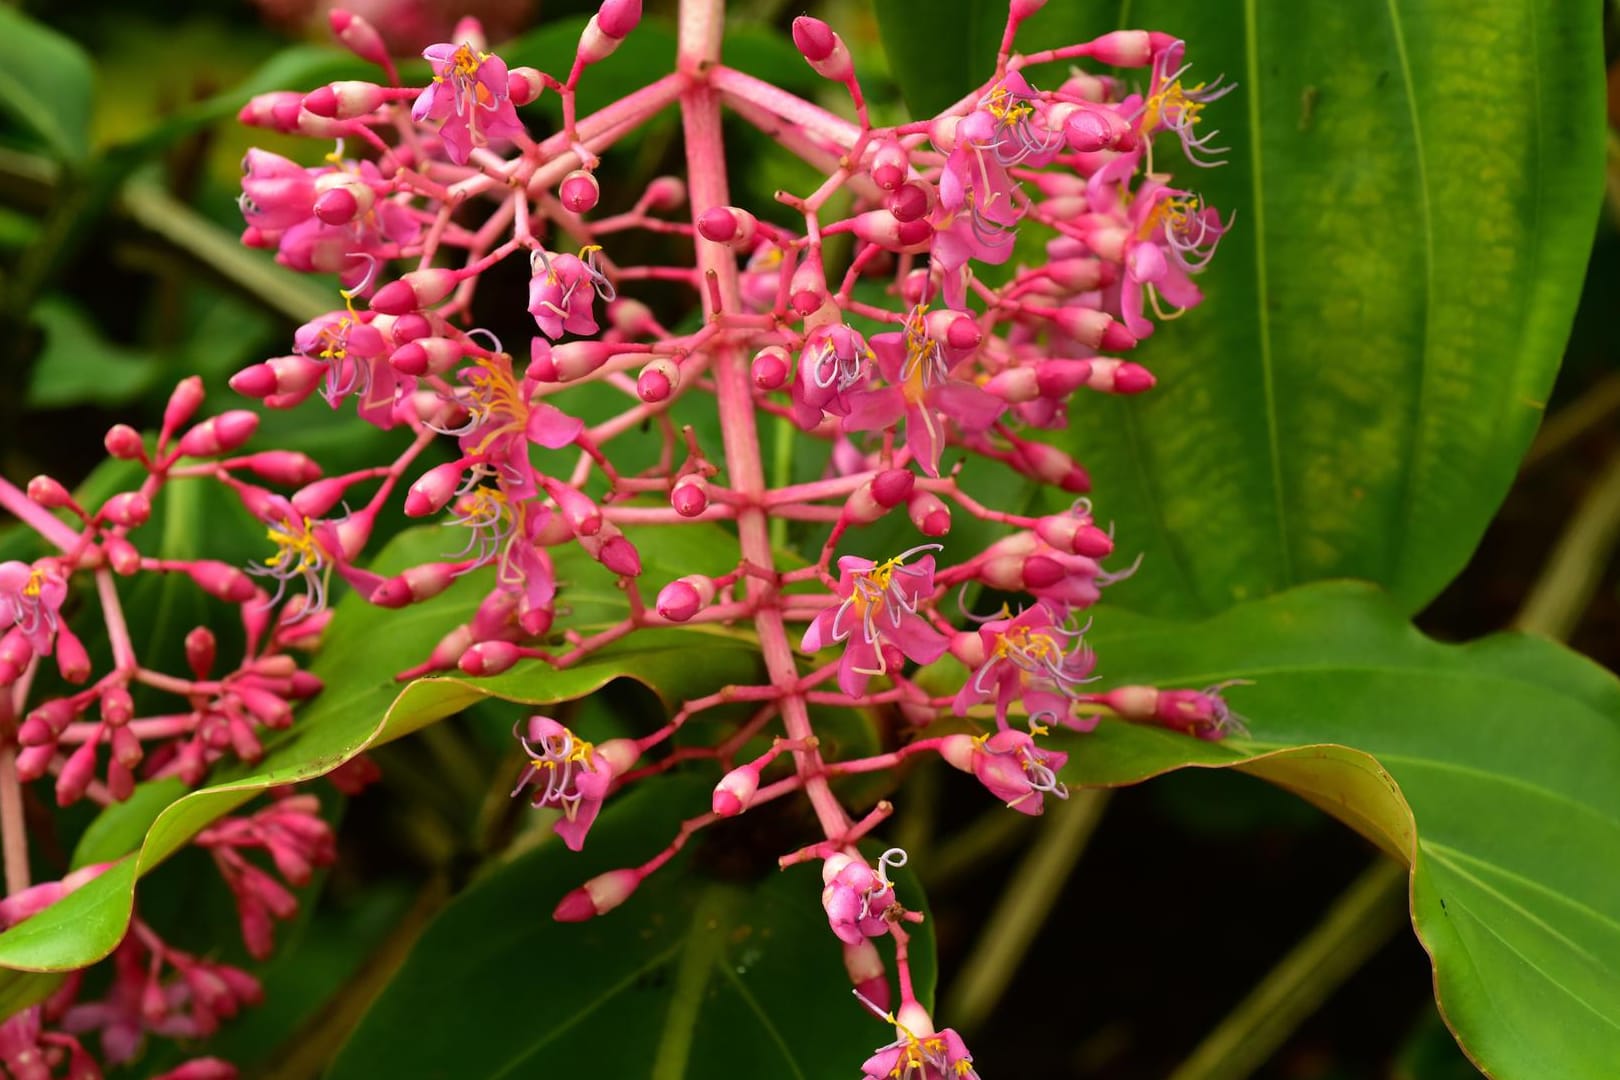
[0,0,1247,1070]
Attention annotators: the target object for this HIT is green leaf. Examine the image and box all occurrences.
[1054,582,1620,1078]
[0,525,757,980]
[26,296,160,408]
[0,9,95,162]
[328,776,937,1078]
[874,0,1000,116]
[1048,0,1602,616]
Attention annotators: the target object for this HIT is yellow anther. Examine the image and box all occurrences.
[21,569,45,598]
[264,518,324,573]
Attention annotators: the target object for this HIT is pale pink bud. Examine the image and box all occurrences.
[949,629,986,669]
[637,358,679,403]
[101,685,133,725]
[190,560,257,603]
[507,66,544,106]
[313,180,373,226]
[16,744,54,782]
[984,367,1040,404]
[243,451,322,487]
[577,14,625,64]
[643,176,685,210]
[302,80,388,120]
[852,208,932,251]
[1087,29,1153,67]
[389,337,462,377]
[1095,685,1159,721]
[238,91,306,133]
[870,139,908,190]
[670,474,707,517]
[559,170,600,214]
[54,627,90,684]
[370,269,459,315]
[187,626,216,677]
[712,763,760,816]
[1033,359,1092,398]
[163,376,207,436]
[102,492,150,528]
[1016,441,1090,492]
[554,867,642,921]
[459,641,522,676]
[546,479,602,536]
[608,297,657,336]
[103,535,140,574]
[231,355,324,400]
[791,16,852,81]
[329,9,390,67]
[843,939,889,1011]
[752,346,790,390]
[789,250,827,316]
[1035,515,1113,558]
[907,491,951,536]
[1085,359,1155,394]
[178,411,259,457]
[544,341,615,382]
[104,424,144,460]
[597,0,642,38]
[1046,257,1111,291]
[26,475,73,509]
[696,206,757,248]
[369,564,456,608]
[291,477,349,519]
[405,462,465,517]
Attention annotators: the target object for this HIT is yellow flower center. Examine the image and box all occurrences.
[984,85,1034,126]
[1142,80,1207,134]
[264,517,325,574]
[21,569,46,598]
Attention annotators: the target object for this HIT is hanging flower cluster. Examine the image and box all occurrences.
[0,0,1246,1072]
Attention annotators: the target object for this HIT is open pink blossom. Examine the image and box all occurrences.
[942,729,1069,815]
[861,1023,980,1080]
[821,851,899,945]
[528,247,614,339]
[953,602,1095,729]
[843,320,1003,477]
[0,560,66,657]
[801,548,949,697]
[791,324,873,429]
[511,717,637,851]
[412,42,525,164]
[1120,180,1227,338]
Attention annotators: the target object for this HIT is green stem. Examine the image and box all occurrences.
[1514,446,1620,641]
[942,789,1109,1031]
[1168,858,1409,1080]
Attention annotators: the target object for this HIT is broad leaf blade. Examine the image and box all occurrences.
[888,0,1604,617]
[1057,582,1620,1077]
[328,777,937,1078]
[0,9,94,162]
[875,0,999,116]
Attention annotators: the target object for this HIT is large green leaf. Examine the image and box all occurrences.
[329,776,938,1079]
[0,525,757,986]
[879,1,1604,618]
[1048,583,1620,1078]
[0,9,95,162]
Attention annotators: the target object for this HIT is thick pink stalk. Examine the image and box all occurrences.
[678,0,850,839]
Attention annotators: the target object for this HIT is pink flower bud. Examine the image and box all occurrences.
[984,367,1040,404]
[789,250,827,315]
[792,17,853,81]
[26,475,73,509]
[389,337,462,377]
[752,346,790,390]
[190,560,257,603]
[843,939,889,1012]
[1087,29,1153,67]
[163,376,207,436]
[369,564,456,608]
[313,183,369,226]
[104,535,140,574]
[231,355,324,400]
[870,139,908,190]
[1085,359,1155,394]
[643,176,686,210]
[1035,515,1114,558]
[596,533,642,577]
[16,744,53,782]
[507,66,544,106]
[554,867,642,921]
[1010,0,1047,16]
[852,208,932,251]
[102,492,150,528]
[656,574,714,622]
[178,411,259,457]
[187,626,216,677]
[290,477,348,519]
[546,479,602,536]
[104,424,144,460]
[544,341,615,382]
[242,451,322,487]
[883,182,934,224]
[597,0,642,38]
[238,91,306,133]
[302,80,388,120]
[712,762,760,816]
[1022,555,1066,590]
[696,206,758,248]
[1015,440,1090,492]
[329,9,391,67]
[459,641,522,676]
[101,685,133,726]
[871,467,915,508]
[54,626,90,684]
[559,170,600,214]
[235,685,292,729]
[907,491,951,536]
[56,738,98,806]
[370,269,459,315]
[110,724,142,769]
[637,358,679,403]
[670,474,707,517]
[577,14,625,64]
[405,462,465,517]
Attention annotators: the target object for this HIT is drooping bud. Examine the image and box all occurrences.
[370,269,460,315]
[405,461,466,517]
[559,170,601,214]
[189,560,258,603]
[178,411,260,457]
[907,490,951,536]
[329,10,391,68]
[554,867,642,921]
[54,626,90,683]
[186,626,217,678]
[712,762,760,816]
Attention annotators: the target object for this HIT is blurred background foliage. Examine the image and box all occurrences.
[0,0,1617,1077]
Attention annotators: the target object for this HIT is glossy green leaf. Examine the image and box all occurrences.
[0,525,757,983]
[874,0,1000,117]
[329,776,937,1078]
[25,296,160,408]
[0,9,95,162]
[1049,582,1620,1078]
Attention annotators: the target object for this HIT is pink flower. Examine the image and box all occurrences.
[790,324,873,429]
[843,318,1004,477]
[953,602,1095,729]
[821,851,898,945]
[512,717,637,851]
[941,729,1069,815]
[528,247,614,340]
[0,561,66,657]
[292,306,404,425]
[860,1023,980,1080]
[800,548,949,697]
[1136,39,1234,166]
[412,42,525,164]
[931,107,1026,308]
[1120,180,1226,338]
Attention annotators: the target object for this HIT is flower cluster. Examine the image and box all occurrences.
[0,0,1249,1072]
